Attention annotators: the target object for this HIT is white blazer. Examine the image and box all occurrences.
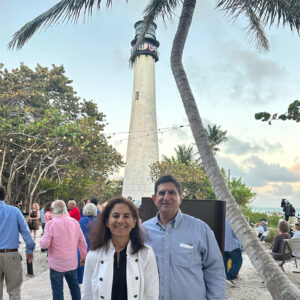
[81,240,159,300]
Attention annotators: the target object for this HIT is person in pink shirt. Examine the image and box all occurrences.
[44,201,53,223]
[40,200,87,300]
[68,200,81,221]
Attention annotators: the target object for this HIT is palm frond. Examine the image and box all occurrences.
[8,0,114,50]
[129,0,181,66]
[216,0,300,51]
[245,4,269,51]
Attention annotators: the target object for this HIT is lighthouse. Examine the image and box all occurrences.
[122,21,160,205]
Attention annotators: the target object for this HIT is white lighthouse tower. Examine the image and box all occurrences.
[122,21,160,205]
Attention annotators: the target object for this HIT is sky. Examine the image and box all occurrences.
[1,0,300,208]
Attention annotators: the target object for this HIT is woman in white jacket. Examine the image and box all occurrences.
[81,196,159,300]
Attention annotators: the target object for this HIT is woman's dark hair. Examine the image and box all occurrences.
[89,195,144,254]
[78,200,85,210]
[44,201,52,212]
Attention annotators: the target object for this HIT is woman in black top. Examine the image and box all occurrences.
[81,196,159,300]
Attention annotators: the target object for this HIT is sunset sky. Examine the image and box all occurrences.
[1,0,300,208]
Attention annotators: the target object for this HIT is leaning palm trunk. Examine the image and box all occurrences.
[170,0,300,298]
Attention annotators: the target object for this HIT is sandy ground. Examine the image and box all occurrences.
[2,228,300,299]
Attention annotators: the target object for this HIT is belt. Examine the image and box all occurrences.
[0,249,18,253]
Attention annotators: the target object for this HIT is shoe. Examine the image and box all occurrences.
[26,274,34,278]
[226,280,237,287]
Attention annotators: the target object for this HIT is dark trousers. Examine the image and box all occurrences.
[50,268,81,300]
[42,223,45,234]
[224,248,243,280]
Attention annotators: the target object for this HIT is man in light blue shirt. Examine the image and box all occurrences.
[143,175,226,300]
[224,218,242,287]
[0,186,35,300]
[40,206,45,233]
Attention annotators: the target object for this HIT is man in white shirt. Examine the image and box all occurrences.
[292,222,300,257]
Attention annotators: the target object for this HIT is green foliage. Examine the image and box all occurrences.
[205,124,228,153]
[227,176,256,207]
[150,159,215,200]
[242,206,281,229]
[98,178,123,203]
[162,144,198,165]
[255,100,300,124]
[151,156,254,206]
[0,63,123,209]
[264,229,276,243]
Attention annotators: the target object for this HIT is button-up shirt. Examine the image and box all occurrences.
[143,209,226,300]
[40,208,45,224]
[0,200,35,254]
[69,206,81,221]
[225,218,241,252]
[40,213,87,272]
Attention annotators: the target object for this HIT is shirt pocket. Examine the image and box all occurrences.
[174,246,197,268]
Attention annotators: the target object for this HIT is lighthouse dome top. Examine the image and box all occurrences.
[131,20,160,61]
[134,21,157,40]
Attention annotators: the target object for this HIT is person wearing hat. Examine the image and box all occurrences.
[254,218,268,241]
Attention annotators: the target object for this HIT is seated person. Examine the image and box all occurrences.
[271,220,291,261]
[254,218,268,241]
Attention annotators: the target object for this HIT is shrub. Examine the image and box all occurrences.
[242,206,281,229]
[264,229,276,243]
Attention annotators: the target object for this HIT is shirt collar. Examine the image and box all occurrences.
[155,209,183,229]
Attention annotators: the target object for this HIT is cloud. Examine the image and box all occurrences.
[243,156,300,186]
[216,155,247,178]
[290,162,300,175]
[269,183,294,197]
[224,135,282,155]
[185,40,292,105]
[217,155,300,187]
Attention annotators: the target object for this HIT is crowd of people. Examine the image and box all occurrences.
[1,176,299,300]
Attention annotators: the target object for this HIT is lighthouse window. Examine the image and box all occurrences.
[135,91,139,100]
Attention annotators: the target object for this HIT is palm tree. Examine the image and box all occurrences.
[8,1,300,298]
[206,124,228,153]
[174,144,194,164]
[162,144,198,164]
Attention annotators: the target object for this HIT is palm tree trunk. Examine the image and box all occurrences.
[170,0,300,298]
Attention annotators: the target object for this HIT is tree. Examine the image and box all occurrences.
[151,160,255,206]
[0,63,123,210]
[163,124,227,164]
[206,124,228,153]
[227,176,256,208]
[162,144,197,164]
[150,159,216,200]
[8,1,300,297]
[255,100,300,124]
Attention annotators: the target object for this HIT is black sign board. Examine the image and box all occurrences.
[140,198,225,254]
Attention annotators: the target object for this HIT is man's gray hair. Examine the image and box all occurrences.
[68,200,76,206]
[83,203,97,217]
[52,200,68,216]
